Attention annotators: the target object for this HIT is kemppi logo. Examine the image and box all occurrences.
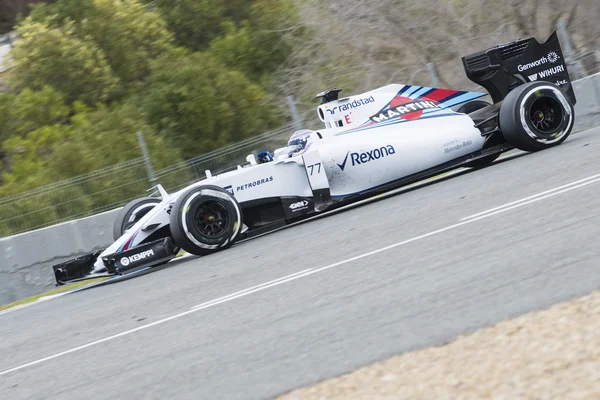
[120,249,155,266]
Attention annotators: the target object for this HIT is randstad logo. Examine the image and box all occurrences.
[325,96,375,115]
[337,145,396,171]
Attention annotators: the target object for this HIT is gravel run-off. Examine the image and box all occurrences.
[278,290,600,400]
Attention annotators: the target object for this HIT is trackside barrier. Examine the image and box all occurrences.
[0,209,120,304]
[1,73,600,305]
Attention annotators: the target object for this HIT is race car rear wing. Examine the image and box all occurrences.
[461,31,576,105]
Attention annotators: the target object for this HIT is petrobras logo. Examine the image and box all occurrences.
[518,51,560,72]
[289,200,309,211]
[527,65,565,81]
[223,177,274,196]
[120,249,155,266]
[369,99,438,123]
[236,176,274,192]
[337,145,396,171]
[324,96,375,115]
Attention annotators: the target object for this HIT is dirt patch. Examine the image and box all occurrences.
[278,290,600,399]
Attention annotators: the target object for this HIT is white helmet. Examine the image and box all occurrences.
[287,129,317,151]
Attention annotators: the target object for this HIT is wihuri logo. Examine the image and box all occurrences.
[337,145,396,171]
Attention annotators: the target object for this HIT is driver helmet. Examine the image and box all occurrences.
[287,129,317,152]
[257,151,273,164]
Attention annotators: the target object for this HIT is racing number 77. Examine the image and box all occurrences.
[307,162,321,176]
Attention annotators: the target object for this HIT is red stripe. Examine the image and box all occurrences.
[422,88,461,102]
[122,233,135,250]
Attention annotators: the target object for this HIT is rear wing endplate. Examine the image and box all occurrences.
[462,31,576,105]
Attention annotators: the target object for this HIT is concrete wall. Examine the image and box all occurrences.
[2,73,600,305]
[0,44,10,72]
[572,73,600,133]
[0,32,15,73]
[0,209,119,304]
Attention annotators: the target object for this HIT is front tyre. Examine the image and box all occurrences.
[169,185,243,256]
[113,197,161,241]
[499,82,575,152]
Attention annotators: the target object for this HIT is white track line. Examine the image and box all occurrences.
[190,268,314,310]
[1,171,599,377]
[461,174,600,221]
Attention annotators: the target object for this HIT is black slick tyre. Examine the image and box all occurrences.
[499,81,574,152]
[113,197,161,240]
[458,100,501,168]
[169,185,243,256]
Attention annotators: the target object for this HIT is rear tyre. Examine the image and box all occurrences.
[113,197,161,241]
[499,81,574,152]
[458,100,501,168]
[169,185,243,256]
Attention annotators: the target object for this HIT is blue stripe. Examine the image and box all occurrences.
[375,86,445,115]
[396,85,413,96]
[401,85,422,98]
[410,86,434,99]
[434,90,468,106]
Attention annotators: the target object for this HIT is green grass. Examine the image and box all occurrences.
[0,277,109,312]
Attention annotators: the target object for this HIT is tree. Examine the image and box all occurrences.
[8,17,119,106]
[0,86,70,184]
[208,0,304,84]
[27,0,175,93]
[142,51,282,159]
[0,0,51,33]
[0,100,186,233]
[151,0,225,51]
[47,102,184,177]
[80,0,175,89]
[5,85,70,136]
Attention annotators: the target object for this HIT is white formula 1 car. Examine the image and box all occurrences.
[54,31,577,284]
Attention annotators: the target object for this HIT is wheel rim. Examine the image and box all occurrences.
[192,200,230,238]
[527,96,563,136]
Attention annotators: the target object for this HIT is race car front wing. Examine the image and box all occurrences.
[52,237,177,286]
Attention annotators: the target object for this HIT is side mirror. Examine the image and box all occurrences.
[246,154,257,165]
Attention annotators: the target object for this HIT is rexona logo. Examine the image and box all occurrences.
[370,96,438,123]
[289,200,309,211]
[324,96,375,115]
[518,51,561,72]
[528,65,565,81]
[120,249,155,266]
[337,145,396,171]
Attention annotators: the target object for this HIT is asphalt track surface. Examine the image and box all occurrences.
[2,127,600,399]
